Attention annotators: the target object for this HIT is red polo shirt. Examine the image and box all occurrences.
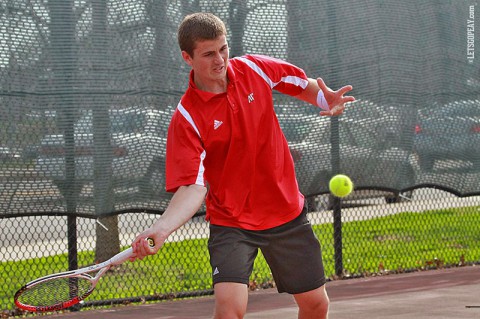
[166,54,308,230]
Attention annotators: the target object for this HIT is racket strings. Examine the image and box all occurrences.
[17,277,93,307]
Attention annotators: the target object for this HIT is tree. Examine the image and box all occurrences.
[90,0,119,262]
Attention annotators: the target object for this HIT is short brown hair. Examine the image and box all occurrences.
[177,12,227,57]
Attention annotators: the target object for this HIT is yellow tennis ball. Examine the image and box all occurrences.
[329,174,353,198]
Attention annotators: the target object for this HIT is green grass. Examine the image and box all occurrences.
[2,206,479,314]
[316,207,480,276]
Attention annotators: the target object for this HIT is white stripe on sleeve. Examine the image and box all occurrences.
[177,103,201,137]
[278,75,308,89]
[237,57,274,88]
[177,103,205,187]
[237,57,308,89]
[196,150,206,186]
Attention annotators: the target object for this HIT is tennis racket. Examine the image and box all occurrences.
[14,238,155,312]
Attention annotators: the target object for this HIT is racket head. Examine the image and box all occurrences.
[14,273,95,312]
[14,238,154,312]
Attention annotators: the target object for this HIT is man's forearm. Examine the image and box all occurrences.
[152,184,207,239]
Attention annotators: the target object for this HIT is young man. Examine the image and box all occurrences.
[131,12,355,319]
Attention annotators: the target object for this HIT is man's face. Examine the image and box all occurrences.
[182,35,229,85]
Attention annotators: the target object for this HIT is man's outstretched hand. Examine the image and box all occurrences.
[317,78,355,116]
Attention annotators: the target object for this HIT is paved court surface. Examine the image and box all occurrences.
[38,266,480,319]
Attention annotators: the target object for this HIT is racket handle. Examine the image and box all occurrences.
[110,247,134,265]
[109,237,155,265]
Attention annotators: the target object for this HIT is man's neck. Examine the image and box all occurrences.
[194,77,228,94]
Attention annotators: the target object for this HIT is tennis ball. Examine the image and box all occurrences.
[329,174,353,198]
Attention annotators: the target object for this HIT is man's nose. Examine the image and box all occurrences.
[214,52,224,63]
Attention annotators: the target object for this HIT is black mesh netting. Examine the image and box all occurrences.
[1,0,479,314]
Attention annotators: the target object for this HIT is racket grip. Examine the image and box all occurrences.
[110,237,155,265]
[110,247,135,265]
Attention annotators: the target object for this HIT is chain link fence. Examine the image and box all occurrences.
[1,0,479,315]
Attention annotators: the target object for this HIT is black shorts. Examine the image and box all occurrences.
[207,209,326,294]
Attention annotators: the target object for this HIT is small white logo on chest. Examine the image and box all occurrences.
[247,93,254,103]
[214,120,223,130]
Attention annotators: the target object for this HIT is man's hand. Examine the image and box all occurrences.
[317,78,355,116]
[129,229,164,261]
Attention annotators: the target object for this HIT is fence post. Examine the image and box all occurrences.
[330,115,343,277]
[49,0,79,283]
[332,197,343,276]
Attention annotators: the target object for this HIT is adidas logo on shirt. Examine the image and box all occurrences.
[213,267,220,276]
[214,120,223,130]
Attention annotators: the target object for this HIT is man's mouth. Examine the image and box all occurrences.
[213,65,225,73]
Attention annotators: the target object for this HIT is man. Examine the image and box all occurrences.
[131,12,355,319]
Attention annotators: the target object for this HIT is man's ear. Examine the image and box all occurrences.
[181,51,193,66]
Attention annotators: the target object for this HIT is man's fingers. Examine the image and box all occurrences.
[337,85,353,97]
[317,78,355,104]
[320,104,345,116]
[317,78,353,97]
[316,78,329,92]
[341,96,356,105]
